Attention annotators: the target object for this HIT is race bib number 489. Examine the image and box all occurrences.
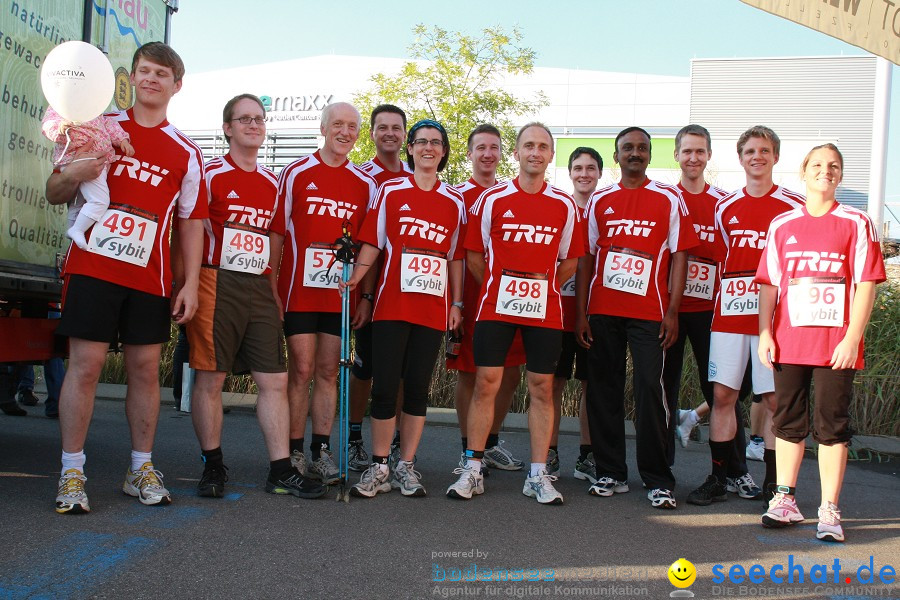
[220,222,269,275]
[400,248,447,297]
[87,204,158,267]
[496,270,548,319]
[787,277,845,327]
[720,272,759,316]
[602,247,652,296]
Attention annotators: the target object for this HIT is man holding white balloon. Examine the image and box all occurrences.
[45,41,207,514]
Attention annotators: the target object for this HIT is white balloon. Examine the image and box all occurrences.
[40,41,115,124]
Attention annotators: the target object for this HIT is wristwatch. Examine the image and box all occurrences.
[451,301,464,309]
[361,293,375,302]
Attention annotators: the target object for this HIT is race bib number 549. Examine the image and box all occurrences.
[87,204,158,267]
[602,247,652,296]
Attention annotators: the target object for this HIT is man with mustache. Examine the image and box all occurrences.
[576,127,698,509]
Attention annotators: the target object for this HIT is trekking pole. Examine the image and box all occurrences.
[332,220,357,502]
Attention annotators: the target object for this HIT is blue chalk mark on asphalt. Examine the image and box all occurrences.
[120,504,214,529]
[167,486,244,501]
[0,531,155,600]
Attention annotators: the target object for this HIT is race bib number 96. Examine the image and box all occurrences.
[496,270,548,319]
[602,247,652,296]
[220,222,269,275]
[685,256,716,300]
[787,277,845,327]
[720,272,759,316]
[400,248,447,297]
[87,204,158,267]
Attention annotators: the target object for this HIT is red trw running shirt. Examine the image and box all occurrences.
[358,156,413,186]
[559,195,590,332]
[358,177,466,331]
[63,109,207,297]
[202,154,278,275]
[678,183,729,313]
[270,152,376,313]
[465,179,583,330]
[584,179,698,321]
[447,179,525,371]
[711,185,805,334]
[755,203,885,369]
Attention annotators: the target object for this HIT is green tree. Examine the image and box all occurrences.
[350,24,548,184]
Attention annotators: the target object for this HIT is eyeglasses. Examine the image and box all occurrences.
[410,138,444,148]
[232,116,266,125]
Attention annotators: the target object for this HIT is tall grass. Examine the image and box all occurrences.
[98,280,898,436]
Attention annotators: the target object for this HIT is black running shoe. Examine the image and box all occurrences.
[197,464,229,498]
[686,475,727,506]
[17,390,40,406]
[265,470,327,499]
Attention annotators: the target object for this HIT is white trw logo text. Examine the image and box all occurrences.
[501,223,558,244]
[606,219,655,238]
[730,229,767,249]
[694,224,715,242]
[306,197,358,219]
[111,156,169,187]
[399,217,448,244]
[785,251,846,274]
[227,205,273,229]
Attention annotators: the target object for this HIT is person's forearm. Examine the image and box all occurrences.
[843,281,877,344]
[557,258,577,287]
[177,219,204,287]
[575,254,594,317]
[666,251,688,317]
[268,232,285,288]
[449,260,463,304]
[758,284,778,336]
[467,250,486,285]
[45,171,79,205]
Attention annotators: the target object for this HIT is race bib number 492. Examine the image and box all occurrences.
[787,277,845,327]
[87,204,158,267]
[602,247,652,296]
[400,248,447,297]
[719,272,759,316]
[496,270,548,319]
[220,222,269,275]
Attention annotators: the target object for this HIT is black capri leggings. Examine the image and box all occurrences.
[370,320,443,420]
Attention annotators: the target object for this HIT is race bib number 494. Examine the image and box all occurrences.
[602,247,652,296]
[720,273,759,316]
[87,204,158,267]
[496,270,548,319]
[685,256,716,300]
[787,277,845,327]
[220,222,269,275]
[400,248,447,297]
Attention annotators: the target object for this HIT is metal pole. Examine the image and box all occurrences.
[868,57,892,236]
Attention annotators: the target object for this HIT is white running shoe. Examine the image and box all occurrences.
[676,409,698,448]
[446,464,484,500]
[56,469,90,514]
[746,438,765,462]
[523,469,563,505]
[123,462,172,506]
[391,460,426,497]
[483,440,523,471]
[350,464,391,498]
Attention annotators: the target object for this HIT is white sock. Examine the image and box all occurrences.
[466,458,482,471]
[61,450,86,473]
[530,462,545,477]
[131,450,152,472]
[689,409,700,425]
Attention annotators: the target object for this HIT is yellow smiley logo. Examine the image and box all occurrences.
[668,558,696,588]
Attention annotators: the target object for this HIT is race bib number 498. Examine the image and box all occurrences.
[602,247,652,296]
[720,272,759,316]
[87,204,158,267]
[496,270,548,319]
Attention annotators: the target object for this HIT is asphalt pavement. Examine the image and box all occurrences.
[1,396,897,600]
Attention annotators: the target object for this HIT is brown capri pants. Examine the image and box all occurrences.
[187,266,285,374]
[772,363,855,445]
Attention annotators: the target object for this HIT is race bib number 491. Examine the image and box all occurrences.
[400,248,447,297]
[496,270,548,319]
[87,204,158,267]
[720,272,760,316]
[220,222,269,275]
[787,277,845,327]
[602,247,652,296]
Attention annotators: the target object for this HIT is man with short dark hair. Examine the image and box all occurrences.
[447,122,583,505]
[46,42,206,514]
[576,127,698,509]
[185,93,325,500]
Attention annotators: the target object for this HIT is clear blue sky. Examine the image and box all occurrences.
[171,0,899,234]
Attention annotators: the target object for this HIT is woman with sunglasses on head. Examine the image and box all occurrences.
[340,119,466,498]
[755,143,885,542]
